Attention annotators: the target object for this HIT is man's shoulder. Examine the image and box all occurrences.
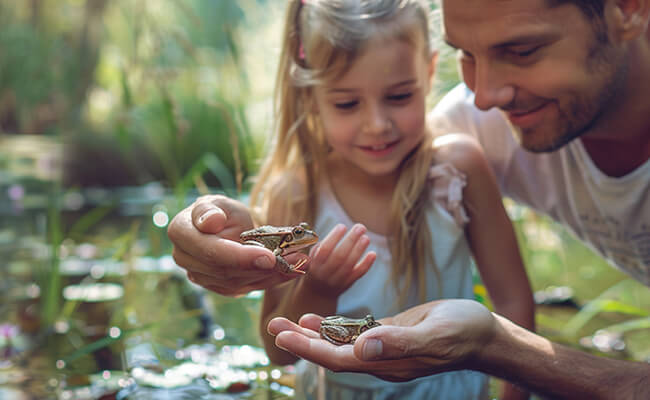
[433,84,475,111]
[429,84,509,139]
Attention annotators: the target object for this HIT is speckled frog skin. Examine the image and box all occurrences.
[319,315,381,345]
[240,222,318,273]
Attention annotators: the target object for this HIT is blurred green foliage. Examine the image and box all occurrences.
[0,0,262,193]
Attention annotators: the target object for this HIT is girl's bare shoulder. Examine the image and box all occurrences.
[431,133,490,178]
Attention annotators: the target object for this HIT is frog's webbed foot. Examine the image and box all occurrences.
[276,256,307,275]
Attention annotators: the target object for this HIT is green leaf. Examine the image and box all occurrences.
[562,299,649,337]
[604,318,650,335]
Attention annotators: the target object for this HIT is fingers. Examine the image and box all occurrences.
[272,326,404,376]
[267,316,433,381]
[308,223,374,288]
[353,325,415,361]
[347,251,376,283]
[171,233,276,272]
[189,195,250,235]
[268,317,321,339]
[297,313,325,331]
[310,224,347,264]
[273,331,364,372]
[191,200,227,233]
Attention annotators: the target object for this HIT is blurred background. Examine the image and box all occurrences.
[0,1,648,399]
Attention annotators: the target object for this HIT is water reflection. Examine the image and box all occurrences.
[0,134,290,398]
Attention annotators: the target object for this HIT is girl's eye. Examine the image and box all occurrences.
[387,93,412,102]
[334,100,358,109]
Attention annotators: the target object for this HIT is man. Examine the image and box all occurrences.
[428,0,650,283]
[168,0,650,397]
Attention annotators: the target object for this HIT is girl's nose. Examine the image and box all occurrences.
[363,104,392,135]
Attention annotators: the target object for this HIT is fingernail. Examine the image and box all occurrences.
[254,256,275,269]
[198,208,222,225]
[362,339,383,360]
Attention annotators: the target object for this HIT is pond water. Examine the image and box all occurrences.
[0,135,296,399]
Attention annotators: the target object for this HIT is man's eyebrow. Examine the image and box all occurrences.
[443,32,557,51]
[493,33,557,48]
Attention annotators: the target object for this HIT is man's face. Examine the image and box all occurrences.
[441,0,627,152]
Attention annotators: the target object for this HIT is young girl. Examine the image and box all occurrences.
[253,1,535,399]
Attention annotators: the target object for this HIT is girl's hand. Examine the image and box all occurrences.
[303,223,376,297]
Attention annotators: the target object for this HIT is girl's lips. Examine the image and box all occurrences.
[358,139,400,157]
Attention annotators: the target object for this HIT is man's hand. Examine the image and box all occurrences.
[267,299,496,381]
[167,194,306,296]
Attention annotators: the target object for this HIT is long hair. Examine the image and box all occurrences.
[250,0,438,305]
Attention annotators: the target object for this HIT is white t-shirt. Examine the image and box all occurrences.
[429,84,650,287]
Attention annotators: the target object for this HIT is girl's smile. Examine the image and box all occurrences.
[314,35,434,178]
[356,138,402,158]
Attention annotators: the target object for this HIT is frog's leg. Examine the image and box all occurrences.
[320,325,353,345]
[274,249,307,274]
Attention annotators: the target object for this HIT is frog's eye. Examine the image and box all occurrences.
[293,227,304,237]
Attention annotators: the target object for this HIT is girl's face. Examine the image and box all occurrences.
[313,35,435,178]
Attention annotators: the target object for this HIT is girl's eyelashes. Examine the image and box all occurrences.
[334,100,359,110]
[332,92,413,109]
[387,92,412,102]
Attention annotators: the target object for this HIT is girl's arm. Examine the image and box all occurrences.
[259,180,376,365]
[434,134,535,400]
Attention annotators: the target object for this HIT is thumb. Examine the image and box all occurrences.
[354,325,421,361]
[191,201,227,234]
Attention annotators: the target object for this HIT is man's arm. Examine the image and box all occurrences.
[478,314,650,400]
[267,299,650,400]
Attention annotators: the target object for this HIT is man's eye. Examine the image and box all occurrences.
[387,93,412,102]
[510,46,541,58]
[334,100,358,109]
[457,50,474,63]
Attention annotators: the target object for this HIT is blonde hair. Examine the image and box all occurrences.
[250,0,438,305]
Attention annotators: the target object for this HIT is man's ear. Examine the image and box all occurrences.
[611,0,650,41]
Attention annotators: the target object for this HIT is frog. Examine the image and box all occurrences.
[319,315,381,345]
[239,222,319,274]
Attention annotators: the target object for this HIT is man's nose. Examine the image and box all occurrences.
[468,61,515,111]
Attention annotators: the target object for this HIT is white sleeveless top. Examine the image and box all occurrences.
[294,164,489,400]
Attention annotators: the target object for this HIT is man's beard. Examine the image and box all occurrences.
[509,37,628,153]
